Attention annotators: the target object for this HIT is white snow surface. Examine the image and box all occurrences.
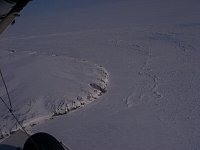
[0,51,108,138]
[0,0,200,149]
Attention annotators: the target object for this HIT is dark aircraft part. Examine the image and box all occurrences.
[5,0,19,2]
[4,0,19,3]
[0,0,30,34]
[10,0,30,13]
[0,0,18,17]
[0,144,20,150]
[23,132,65,150]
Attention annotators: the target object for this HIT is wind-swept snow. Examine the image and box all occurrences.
[0,50,108,138]
[0,0,200,149]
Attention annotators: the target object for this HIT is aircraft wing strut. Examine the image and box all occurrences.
[0,0,31,34]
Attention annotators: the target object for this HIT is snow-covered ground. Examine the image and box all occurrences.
[0,50,108,138]
[0,0,200,149]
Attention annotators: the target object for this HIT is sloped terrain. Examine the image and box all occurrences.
[0,50,108,138]
[0,0,200,149]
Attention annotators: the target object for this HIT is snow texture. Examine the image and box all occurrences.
[0,50,108,138]
[0,0,200,149]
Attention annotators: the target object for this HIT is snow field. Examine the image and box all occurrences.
[0,50,109,139]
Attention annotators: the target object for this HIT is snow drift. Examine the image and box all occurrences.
[0,50,109,138]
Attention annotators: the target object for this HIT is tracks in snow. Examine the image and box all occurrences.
[123,48,162,108]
